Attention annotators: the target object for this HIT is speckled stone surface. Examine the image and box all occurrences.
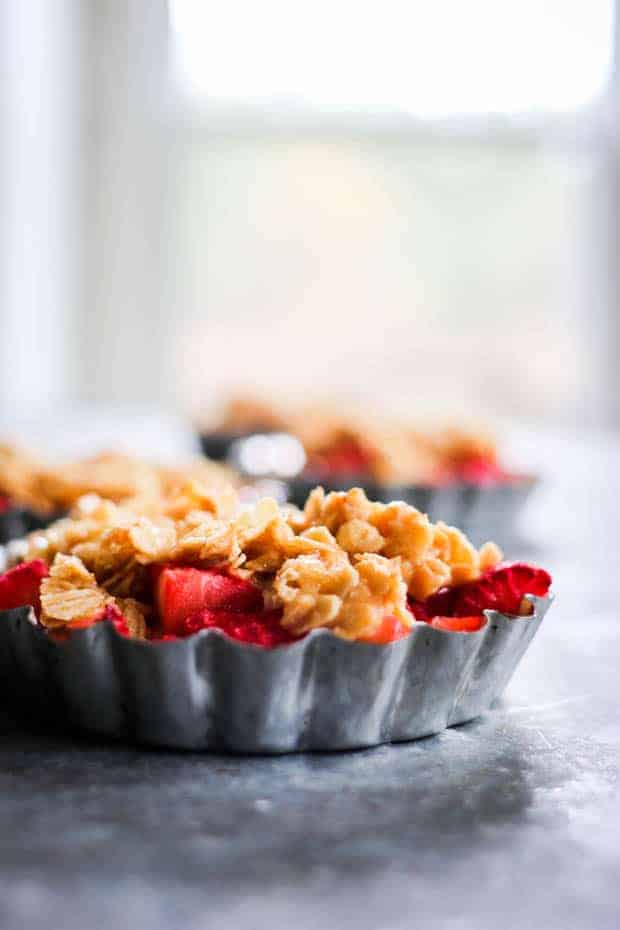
[0,428,618,930]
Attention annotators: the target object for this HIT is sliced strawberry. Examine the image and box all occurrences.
[454,456,508,486]
[306,439,374,478]
[424,562,551,619]
[358,614,412,645]
[431,457,517,487]
[0,496,10,514]
[430,615,486,633]
[0,559,49,615]
[182,607,300,647]
[156,566,264,635]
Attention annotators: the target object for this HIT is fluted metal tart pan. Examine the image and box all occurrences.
[0,594,552,753]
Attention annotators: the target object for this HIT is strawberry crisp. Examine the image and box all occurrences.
[0,487,551,647]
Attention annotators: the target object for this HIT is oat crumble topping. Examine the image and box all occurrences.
[0,446,238,516]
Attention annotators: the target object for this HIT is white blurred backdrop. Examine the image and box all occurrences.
[1,0,619,432]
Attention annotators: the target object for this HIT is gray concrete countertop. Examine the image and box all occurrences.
[0,424,618,930]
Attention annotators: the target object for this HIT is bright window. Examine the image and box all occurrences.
[164,1,617,429]
[170,0,614,115]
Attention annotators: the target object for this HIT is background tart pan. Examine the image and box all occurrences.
[0,506,61,546]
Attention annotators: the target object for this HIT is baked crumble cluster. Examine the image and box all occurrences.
[5,486,505,643]
[207,395,290,435]
[0,444,237,516]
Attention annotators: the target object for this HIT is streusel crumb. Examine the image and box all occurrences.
[40,554,112,628]
[0,445,239,517]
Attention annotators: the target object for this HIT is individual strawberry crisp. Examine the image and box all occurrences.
[0,487,551,647]
[204,396,523,487]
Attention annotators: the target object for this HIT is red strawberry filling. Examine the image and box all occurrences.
[432,456,516,487]
[305,439,374,478]
[410,562,552,633]
[0,495,11,514]
[452,456,512,486]
[0,559,49,615]
[421,562,551,619]
[182,607,299,647]
[155,565,263,635]
[154,565,299,646]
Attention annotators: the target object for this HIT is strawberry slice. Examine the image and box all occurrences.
[156,566,263,635]
[306,439,374,478]
[430,615,486,633]
[424,562,551,619]
[453,456,509,486]
[358,614,412,645]
[182,607,300,647]
[0,496,10,514]
[0,559,49,615]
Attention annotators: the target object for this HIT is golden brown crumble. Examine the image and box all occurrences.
[209,394,289,433]
[40,553,149,637]
[296,487,491,600]
[0,445,238,516]
[0,444,52,513]
[40,554,112,628]
[14,487,502,641]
